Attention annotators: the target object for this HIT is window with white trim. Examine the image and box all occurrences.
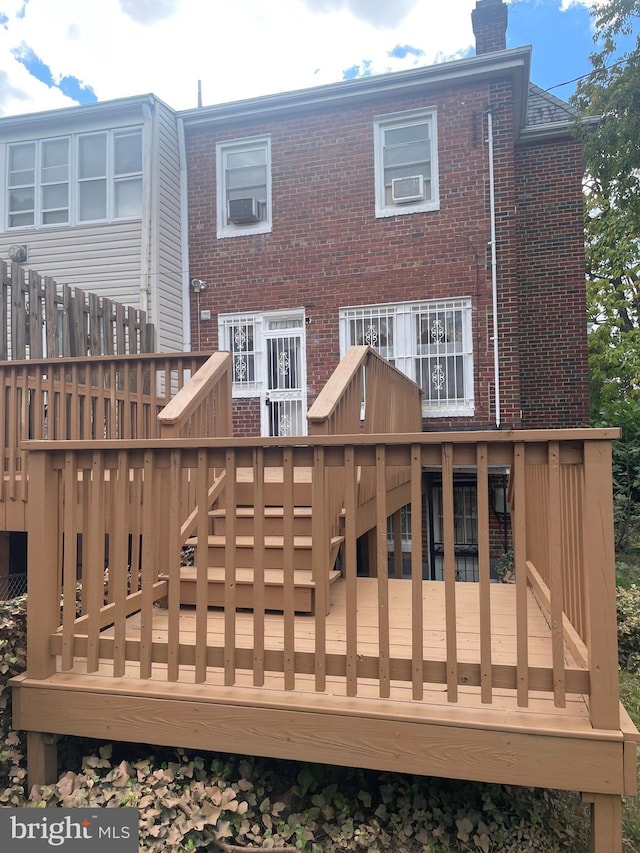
[216,136,271,238]
[339,298,473,417]
[5,128,142,229]
[219,313,262,395]
[374,108,439,218]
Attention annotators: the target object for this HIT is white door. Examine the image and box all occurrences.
[261,312,307,437]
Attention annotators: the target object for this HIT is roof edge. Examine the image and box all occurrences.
[180,46,532,130]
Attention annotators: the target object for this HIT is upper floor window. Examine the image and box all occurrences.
[5,128,142,229]
[216,136,271,238]
[374,108,439,218]
[339,297,473,417]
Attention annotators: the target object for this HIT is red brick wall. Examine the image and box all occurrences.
[186,76,585,434]
[515,137,590,427]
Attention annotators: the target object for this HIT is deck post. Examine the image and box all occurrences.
[582,793,622,853]
[25,450,60,680]
[583,440,619,731]
[26,732,58,791]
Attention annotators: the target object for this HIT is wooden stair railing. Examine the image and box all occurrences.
[157,351,342,615]
[307,345,423,544]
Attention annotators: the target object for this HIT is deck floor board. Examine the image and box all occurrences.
[54,578,601,737]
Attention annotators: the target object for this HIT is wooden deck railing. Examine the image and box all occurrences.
[157,351,233,545]
[1,352,208,504]
[157,351,232,439]
[307,345,423,550]
[25,428,621,731]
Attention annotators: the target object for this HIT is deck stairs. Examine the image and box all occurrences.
[181,467,343,614]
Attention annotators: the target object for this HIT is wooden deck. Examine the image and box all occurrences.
[13,578,634,798]
[4,348,638,851]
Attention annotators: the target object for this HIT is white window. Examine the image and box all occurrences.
[5,128,142,229]
[374,108,439,218]
[216,136,271,238]
[77,130,142,222]
[219,312,262,396]
[339,298,473,417]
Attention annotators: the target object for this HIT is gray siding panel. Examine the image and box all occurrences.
[153,100,184,353]
[1,221,142,306]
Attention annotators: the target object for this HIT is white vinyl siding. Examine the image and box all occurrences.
[374,108,439,218]
[340,298,473,417]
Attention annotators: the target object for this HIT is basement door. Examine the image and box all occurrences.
[261,312,307,437]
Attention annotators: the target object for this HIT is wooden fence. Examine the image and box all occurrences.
[0,260,154,359]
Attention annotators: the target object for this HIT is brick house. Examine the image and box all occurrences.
[182,0,589,441]
[180,0,589,580]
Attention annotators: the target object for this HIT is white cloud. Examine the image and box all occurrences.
[0,0,481,117]
[559,0,606,9]
[119,0,181,24]
[299,0,418,29]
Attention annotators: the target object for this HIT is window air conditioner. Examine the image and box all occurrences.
[228,197,261,224]
[391,175,425,204]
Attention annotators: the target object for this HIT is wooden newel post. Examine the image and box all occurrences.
[26,449,60,680]
[583,439,619,731]
[21,448,61,790]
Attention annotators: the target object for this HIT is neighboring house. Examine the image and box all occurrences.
[0,94,187,352]
[182,0,589,439]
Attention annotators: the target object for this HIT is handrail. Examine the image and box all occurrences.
[157,351,232,439]
[25,428,621,732]
[307,346,423,549]
[307,345,423,435]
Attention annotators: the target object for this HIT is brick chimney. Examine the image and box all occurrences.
[472,0,508,55]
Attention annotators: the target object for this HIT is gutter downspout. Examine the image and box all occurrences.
[177,116,192,352]
[487,108,501,429]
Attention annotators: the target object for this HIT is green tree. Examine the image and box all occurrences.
[571,0,640,549]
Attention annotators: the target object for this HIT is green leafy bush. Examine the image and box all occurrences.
[618,584,640,670]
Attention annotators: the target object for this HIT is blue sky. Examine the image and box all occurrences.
[0,0,637,118]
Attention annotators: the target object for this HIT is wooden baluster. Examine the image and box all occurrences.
[112,451,129,678]
[283,448,296,690]
[513,442,529,706]
[477,443,492,704]
[410,444,424,701]
[224,448,237,686]
[344,445,358,697]
[139,450,155,679]
[167,449,182,683]
[548,442,566,707]
[376,445,390,698]
[442,443,458,702]
[253,448,265,687]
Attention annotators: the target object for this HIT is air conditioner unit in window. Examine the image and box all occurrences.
[391,175,425,204]
[228,197,261,224]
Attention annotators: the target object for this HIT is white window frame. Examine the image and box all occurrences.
[216,136,272,239]
[339,297,474,417]
[4,127,143,230]
[219,311,263,397]
[373,108,439,218]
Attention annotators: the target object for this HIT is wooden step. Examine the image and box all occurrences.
[178,566,342,613]
[186,534,344,571]
[234,467,313,506]
[210,506,313,536]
